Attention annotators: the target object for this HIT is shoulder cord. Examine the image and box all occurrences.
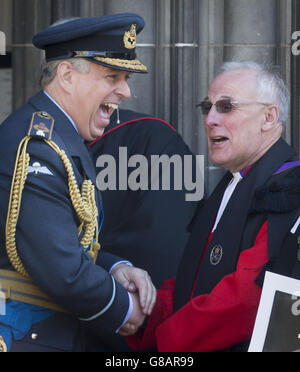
[5,136,100,279]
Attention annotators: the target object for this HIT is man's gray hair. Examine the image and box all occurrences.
[40,18,91,89]
[40,58,90,88]
[217,61,290,124]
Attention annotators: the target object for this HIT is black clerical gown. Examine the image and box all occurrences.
[127,138,300,352]
[89,110,198,288]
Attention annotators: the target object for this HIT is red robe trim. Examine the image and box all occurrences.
[127,221,269,352]
[89,117,177,146]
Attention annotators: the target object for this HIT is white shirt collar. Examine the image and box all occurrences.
[232,172,243,181]
[212,172,243,232]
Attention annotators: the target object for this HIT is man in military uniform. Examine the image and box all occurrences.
[126,61,300,352]
[0,14,156,352]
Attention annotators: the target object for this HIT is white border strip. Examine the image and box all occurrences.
[79,276,116,322]
[291,216,300,234]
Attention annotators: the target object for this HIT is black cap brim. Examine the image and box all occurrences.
[88,57,148,74]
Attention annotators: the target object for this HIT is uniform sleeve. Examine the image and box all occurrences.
[15,140,129,334]
[128,221,269,351]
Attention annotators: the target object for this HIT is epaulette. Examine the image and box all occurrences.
[28,111,54,140]
[5,110,100,281]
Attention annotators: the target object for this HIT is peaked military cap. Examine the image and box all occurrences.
[32,13,147,73]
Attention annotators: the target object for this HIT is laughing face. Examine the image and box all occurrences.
[67,62,131,141]
[204,69,275,173]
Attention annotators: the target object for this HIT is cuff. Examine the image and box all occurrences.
[115,292,133,333]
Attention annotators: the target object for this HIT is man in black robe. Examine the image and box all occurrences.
[89,109,199,350]
[126,61,300,352]
[90,109,199,289]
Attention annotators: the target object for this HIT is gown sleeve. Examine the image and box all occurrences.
[127,221,269,352]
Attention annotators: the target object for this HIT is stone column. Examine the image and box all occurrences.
[0,0,12,122]
[102,0,157,116]
[78,0,104,17]
[170,0,199,150]
[12,0,51,110]
[51,0,104,21]
[51,0,81,21]
[155,0,172,122]
[195,0,227,193]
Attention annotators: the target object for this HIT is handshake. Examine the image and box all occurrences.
[111,263,157,337]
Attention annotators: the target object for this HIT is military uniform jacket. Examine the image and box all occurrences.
[0,91,129,351]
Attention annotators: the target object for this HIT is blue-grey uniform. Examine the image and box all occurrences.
[0,13,147,352]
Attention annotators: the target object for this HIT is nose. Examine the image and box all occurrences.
[204,106,222,128]
[116,79,131,100]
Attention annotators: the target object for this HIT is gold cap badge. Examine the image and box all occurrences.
[124,24,137,49]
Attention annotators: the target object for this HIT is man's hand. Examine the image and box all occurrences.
[118,292,145,337]
[111,264,156,315]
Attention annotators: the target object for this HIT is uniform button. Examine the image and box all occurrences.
[31,333,38,340]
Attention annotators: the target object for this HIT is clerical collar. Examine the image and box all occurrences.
[232,172,242,181]
[230,166,252,181]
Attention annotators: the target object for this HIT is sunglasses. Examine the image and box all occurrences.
[197,99,272,116]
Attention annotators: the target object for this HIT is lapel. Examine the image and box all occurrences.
[174,139,296,310]
[267,206,300,279]
[173,172,232,311]
[268,208,299,262]
[28,91,97,185]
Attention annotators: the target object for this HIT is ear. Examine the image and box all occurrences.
[56,61,74,94]
[262,105,280,132]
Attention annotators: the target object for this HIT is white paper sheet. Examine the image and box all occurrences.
[248,271,300,352]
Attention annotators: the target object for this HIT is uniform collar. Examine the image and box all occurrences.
[43,90,80,137]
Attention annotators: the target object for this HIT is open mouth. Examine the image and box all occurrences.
[100,103,119,117]
[211,136,229,144]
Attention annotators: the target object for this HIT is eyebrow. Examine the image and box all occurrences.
[108,69,132,77]
[204,95,233,101]
[220,95,232,99]
[104,67,123,74]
